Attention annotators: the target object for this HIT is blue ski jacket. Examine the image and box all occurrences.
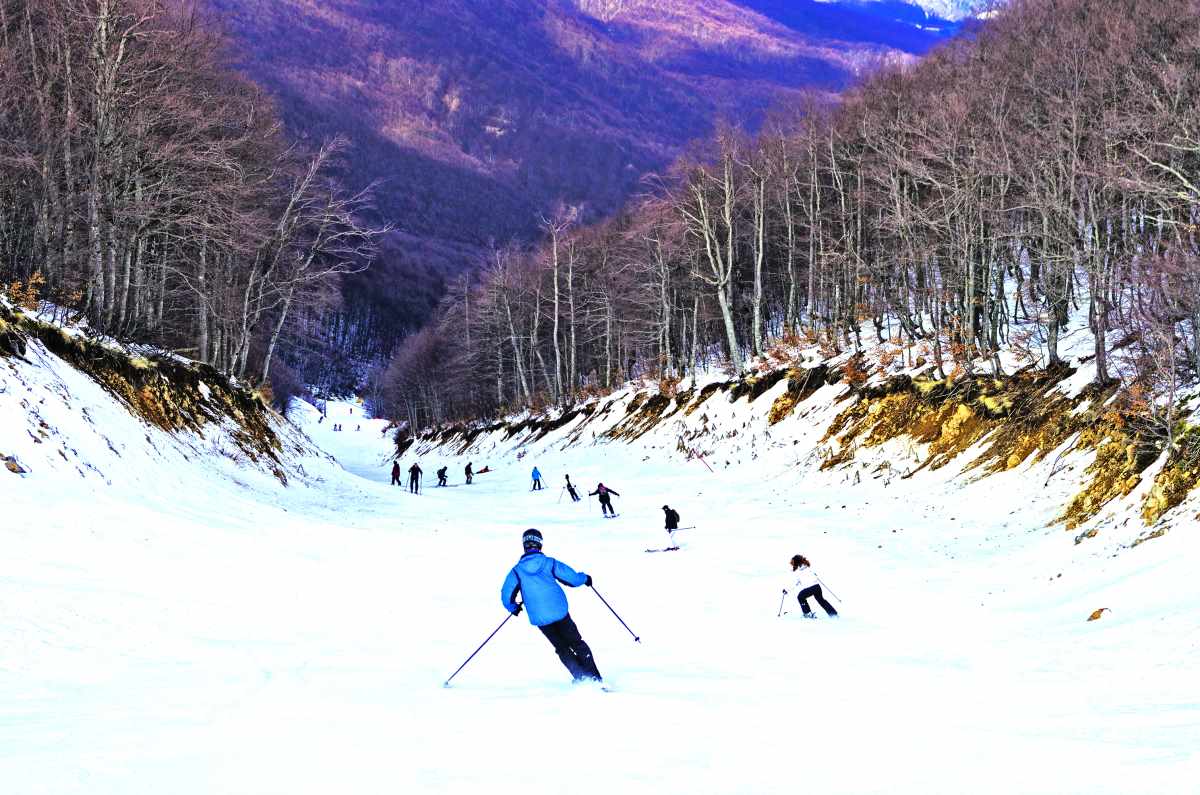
[531,467,541,480]
[501,551,588,627]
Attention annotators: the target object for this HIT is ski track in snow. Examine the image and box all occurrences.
[2,359,1199,793]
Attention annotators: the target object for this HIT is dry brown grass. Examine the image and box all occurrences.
[1142,424,1200,525]
[811,365,1187,529]
[6,311,287,483]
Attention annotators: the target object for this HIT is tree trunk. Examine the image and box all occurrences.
[261,281,296,384]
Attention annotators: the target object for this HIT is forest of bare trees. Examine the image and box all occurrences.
[376,0,1200,431]
[0,0,382,398]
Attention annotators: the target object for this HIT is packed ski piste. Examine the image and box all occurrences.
[3,365,1199,794]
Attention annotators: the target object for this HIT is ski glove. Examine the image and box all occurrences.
[511,604,523,617]
[585,575,593,587]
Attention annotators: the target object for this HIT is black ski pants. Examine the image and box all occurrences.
[797,585,837,617]
[438,475,447,486]
[391,472,400,486]
[532,478,542,490]
[567,486,580,502]
[599,497,614,516]
[409,476,420,494]
[539,614,601,682]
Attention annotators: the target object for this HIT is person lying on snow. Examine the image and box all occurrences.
[784,554,838,618]
[501,529,602,683]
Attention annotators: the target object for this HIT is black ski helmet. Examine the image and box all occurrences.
[522,528,544,550]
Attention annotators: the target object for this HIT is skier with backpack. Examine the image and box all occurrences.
[500,529,602,683]
[589,482,620,517]
[662,505,681,550]
[783,555,838,618]
[436,466,448,487]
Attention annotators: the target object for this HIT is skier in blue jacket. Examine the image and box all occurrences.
[501,529,602,682]
[531,466,543,490]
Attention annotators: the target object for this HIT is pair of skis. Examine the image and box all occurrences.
[645,525,694,553]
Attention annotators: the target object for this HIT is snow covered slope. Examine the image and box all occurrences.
[2,304,1198,794]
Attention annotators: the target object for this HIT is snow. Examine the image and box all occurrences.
[3,336,1199,794]
[875,0,981,22]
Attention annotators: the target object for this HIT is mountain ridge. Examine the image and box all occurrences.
[209,0,961,362]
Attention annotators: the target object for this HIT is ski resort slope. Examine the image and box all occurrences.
[3,372,1199,793]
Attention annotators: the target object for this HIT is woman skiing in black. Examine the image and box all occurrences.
[589,482,620,517]
[785,555,838,618]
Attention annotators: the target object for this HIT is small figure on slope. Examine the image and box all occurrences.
[565,474,581,502]
[500,529,602,683]
[436,466,448,487]
[531,466,543,491]
[464,462,473,484]
[589,482,620,517]
[408,462,423,494]
[785,555,838,618]
[662,505,681,550]
[391,461,401,487]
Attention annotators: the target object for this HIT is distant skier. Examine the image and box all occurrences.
[662,505,681,550]
[565,474,580,502]
[408,462,423,494]
[391,461,401,486]
[501,529,602,683]
[465,462,473,484]
[437,466,448,487]
[531,466,543,491]
[589,483,620,517]
[785,555,838,618]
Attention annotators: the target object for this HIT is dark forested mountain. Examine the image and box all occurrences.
[208,0,961,371]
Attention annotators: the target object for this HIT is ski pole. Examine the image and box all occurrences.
[777,589,788,617]
[557,486,565,504]
[815,575,843,604]
[590,585,640,643]
[443,609,518,687]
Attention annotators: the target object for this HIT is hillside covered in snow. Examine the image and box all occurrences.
[3,299,1198,793]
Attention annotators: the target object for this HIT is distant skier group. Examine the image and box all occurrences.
[389,451,840,688]
[392,460,490,489]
